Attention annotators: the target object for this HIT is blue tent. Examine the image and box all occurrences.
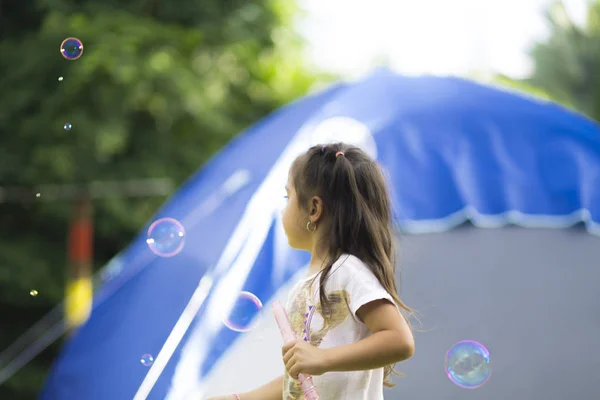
[41,69,600,400]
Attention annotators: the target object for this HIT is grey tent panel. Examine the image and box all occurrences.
[387,226,600,400]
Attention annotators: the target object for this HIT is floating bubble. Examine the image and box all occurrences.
[223,291,263,332]
[58,76,64,82]
[140,353,154,367]
[30,289,38,297]
[35,193,41,198]
[64,123,72,131]
[60,38,84,60]
[445,340,492,389]
[146,218,185,257]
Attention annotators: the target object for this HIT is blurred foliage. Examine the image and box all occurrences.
[486,1,600,122]
[0,0,328,397]
[486,74,557,101]
[526,0,600,121]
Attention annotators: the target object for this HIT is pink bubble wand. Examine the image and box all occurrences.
[272,301,320,400]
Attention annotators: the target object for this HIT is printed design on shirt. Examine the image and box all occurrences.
[303,305,316,342]
[283,280,352,400]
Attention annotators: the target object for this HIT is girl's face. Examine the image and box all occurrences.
[282,172,310,251]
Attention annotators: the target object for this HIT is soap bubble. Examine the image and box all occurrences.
[146,218,185,257]
[445,340,492,389]
[29,289,38,297]
[35,193,41,198]
[60,38,84,60]
[223,291,263,332]
[140,353,154,367]
[58,76,64,81]
[64,123,72,131]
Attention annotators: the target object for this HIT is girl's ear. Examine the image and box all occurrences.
[310,196,323,218]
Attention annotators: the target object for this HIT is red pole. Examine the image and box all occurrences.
[68,197,93,269]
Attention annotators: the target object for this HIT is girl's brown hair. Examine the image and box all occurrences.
[290,142,413,387]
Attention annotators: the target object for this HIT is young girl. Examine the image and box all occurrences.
[208,142,415,400]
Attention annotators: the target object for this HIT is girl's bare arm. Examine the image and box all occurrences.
[207,375,283,400]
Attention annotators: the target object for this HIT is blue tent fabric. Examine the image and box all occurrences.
[40,69,600,400]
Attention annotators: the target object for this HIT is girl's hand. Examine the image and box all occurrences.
[282,340,330,378]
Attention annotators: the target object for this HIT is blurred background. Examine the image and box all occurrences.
[0,0,599,398]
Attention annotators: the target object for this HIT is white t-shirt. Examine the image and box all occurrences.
[282,254,397,400]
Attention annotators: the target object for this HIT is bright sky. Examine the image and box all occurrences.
[297,0,589,79]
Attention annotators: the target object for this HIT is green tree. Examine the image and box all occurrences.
[487,74,558,103]
[0,0,326,397]
[525,0,600,120]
